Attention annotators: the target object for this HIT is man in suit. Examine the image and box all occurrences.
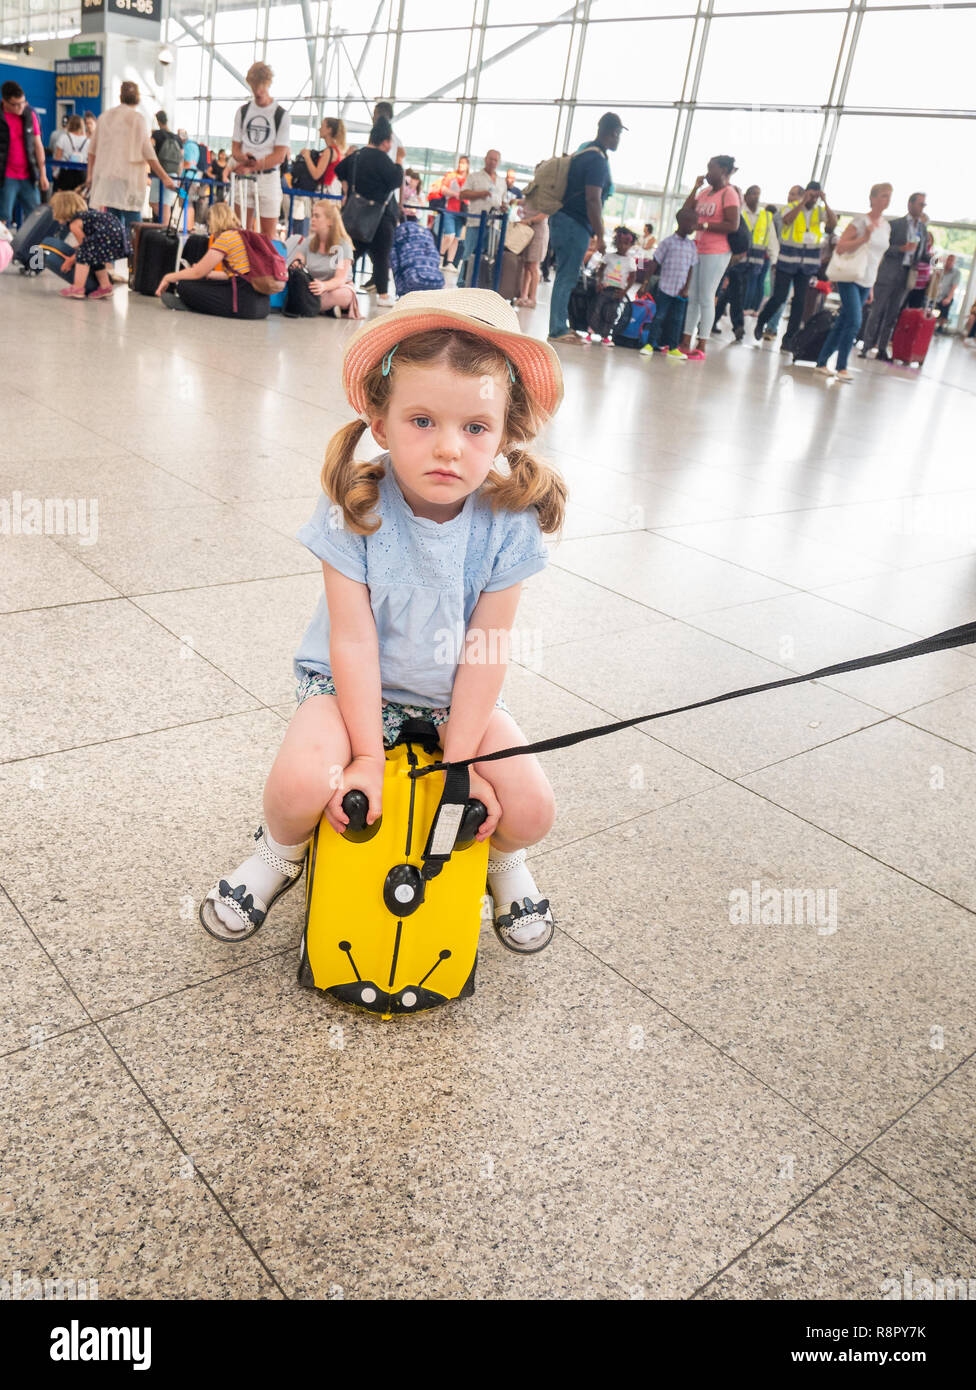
[859,191,926,362]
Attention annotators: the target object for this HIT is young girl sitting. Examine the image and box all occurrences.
[200,288,567,955]
[585,225,639,345]
[284,198,361,317]
[155,201,269,319]
[48,190,124,300]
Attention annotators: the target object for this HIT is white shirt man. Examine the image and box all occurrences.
[462,150,505,211]
[231,62,291,236]
[457,150,506,285]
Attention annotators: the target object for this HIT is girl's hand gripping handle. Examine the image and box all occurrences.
[324,753,385,835]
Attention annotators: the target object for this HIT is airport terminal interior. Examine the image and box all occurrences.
[2,0,976,1302]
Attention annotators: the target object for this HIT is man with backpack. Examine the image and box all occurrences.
[150,112,184,222]
[545,112,624,345]
[231,62,291,237]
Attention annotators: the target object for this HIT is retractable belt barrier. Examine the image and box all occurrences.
[410,620,976,781]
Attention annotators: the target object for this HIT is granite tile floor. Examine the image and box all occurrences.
[1,267,975,1300]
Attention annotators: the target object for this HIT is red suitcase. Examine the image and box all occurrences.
[891,307,936,367]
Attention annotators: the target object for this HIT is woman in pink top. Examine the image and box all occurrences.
[677,154,741,359]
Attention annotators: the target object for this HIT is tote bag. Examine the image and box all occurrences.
[343,153,395,244]
[826,238,870,284]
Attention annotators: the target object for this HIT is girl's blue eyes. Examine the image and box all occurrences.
[411,417,488,435]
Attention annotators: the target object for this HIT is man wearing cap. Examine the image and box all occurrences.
[754,180,836,352]
[547,111,625,345]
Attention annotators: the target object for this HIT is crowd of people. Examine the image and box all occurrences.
[0,71,968,359]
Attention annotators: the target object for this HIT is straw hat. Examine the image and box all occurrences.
[341,288,564,420]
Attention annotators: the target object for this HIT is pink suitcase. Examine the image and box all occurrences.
[891,307,936,367]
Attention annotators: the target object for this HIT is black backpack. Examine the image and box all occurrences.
[290,151,323,193]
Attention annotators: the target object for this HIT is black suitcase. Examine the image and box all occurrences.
[131,225,180,295]
[11,204,57,273]
[181,232,210,268]
[131,173,199,295]
[568,274,596,332]
[790,308,835,362]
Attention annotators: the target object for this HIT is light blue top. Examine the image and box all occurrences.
[293,456,549,706]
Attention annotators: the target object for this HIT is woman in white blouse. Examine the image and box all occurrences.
[814,182,892,383]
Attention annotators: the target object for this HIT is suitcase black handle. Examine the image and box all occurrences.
[340,790,486,848]
[341,789,376,836]
[455,799,487,847]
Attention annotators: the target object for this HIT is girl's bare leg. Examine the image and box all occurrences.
[263,693,352,845]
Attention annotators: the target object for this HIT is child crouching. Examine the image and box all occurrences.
[48,190,126,300]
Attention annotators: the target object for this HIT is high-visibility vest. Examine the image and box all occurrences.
[782,202,822,245]
[743,206,771,247]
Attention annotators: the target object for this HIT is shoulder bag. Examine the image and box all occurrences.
[342,152,396,244]
[826,225,870,283]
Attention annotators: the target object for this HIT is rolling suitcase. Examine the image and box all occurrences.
[11,204,57,274]
[38,235,98,293]
[298,719,490,1019]
[790,308,835,363]
[891,307,937,367]
[130,223,181,295]
[268,238,289,310]
[181,232,210,268]
[131,173,196,295]
[477,248,521,301]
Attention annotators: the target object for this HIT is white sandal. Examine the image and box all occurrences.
[199,826,306,943]
[491,893,556,955]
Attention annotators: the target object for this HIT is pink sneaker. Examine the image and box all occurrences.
[59,286,86,299]
[89,285,114,300]
[682,349,706,360]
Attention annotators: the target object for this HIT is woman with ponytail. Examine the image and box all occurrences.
[200,288,568,956]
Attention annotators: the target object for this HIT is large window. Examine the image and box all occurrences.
[149,0,976,267]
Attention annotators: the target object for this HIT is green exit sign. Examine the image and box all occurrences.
[69,40,98,56]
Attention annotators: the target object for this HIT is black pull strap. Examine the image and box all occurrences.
[407,620,976,779]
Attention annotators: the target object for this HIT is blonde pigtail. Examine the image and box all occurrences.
[487,447,568,538]
[321,420,388,535]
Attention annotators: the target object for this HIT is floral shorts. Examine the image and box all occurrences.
[295,667,511,749]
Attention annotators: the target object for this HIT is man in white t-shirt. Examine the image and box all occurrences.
[457,149,505,286]
[231,62,291,237]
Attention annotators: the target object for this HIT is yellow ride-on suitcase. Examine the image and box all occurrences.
[298,718,490,1018]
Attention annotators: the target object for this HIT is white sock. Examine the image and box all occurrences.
[487,846,550,944]
[212,826,309,933]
